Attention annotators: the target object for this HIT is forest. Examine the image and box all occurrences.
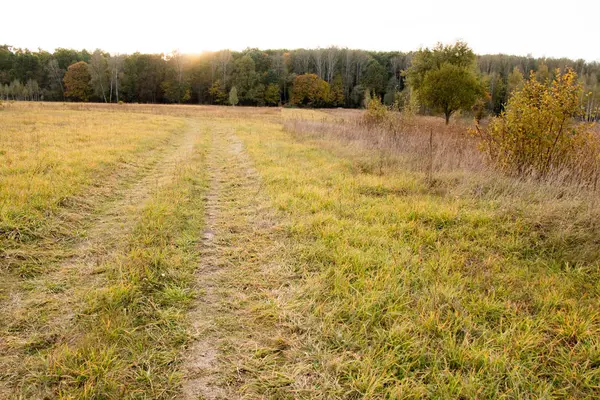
[1,44,599,119]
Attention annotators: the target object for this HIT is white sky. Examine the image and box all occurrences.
[2,0,599,61]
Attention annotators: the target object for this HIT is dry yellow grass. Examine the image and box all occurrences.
[1,102,599,399]
[1,102,199,398]
[1,102,187,273]
[231,112,600,398]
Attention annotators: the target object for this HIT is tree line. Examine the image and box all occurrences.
[1,44,599,119]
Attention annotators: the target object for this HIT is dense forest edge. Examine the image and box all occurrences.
[1,43,599,120]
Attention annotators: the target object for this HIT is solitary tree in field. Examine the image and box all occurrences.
[407,41,484,124]
[64,61,92,101]
[419,63,483,124]
[229,86,238,106]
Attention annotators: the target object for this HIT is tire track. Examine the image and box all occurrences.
[181,121,290,399]
[0,120,202,397]
[181,124,229,400]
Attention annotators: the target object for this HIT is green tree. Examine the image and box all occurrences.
[507,66,525,96]
[46,58,65,100]
[328,75,344,106]
[54,48,86,70]
[419,63,483,123]
[63,61,91,101]
[209,80,227,104]
[162,80,191,103]
[407,41,483,124]
[162,51,190,103]
[9,79,24,100]
[264,83,279,106]
[248,83,265,106]
[350,84,366,107]
[229,86,239,106]
[360,59,387,97]
[486,72,507,115]
[383,76,399,106]
[120,53,165,103]
[89,50,109,102]
[233,55,259,104]
[407,41,475,90]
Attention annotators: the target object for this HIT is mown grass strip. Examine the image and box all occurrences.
[31,131,208,399]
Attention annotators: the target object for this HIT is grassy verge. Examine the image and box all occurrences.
[234,116,600,398]
[26,130,209,398]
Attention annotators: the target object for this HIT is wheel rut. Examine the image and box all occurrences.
[181,124,231,400]
[0,120,202,396]
[181,121,282,399]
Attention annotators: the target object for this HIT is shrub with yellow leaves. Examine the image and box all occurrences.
[363,95,389,126]
[474,68,599,185]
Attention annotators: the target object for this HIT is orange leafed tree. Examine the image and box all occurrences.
[64,61,92,101]
[290,74,330,107]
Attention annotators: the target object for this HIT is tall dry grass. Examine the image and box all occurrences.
[282,109,600,267]
[284,108,600,194]
[284,111,484,176]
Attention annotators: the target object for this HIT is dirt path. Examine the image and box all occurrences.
[0,120,203,396]
[181,122,290,399]
[2,118,294,398]
[181,125,230,400]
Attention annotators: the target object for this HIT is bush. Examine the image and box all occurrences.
[363,95,388,125]
[474,68,600,185]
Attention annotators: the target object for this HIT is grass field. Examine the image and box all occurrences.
[1,102,599,399]
[0,102,187,275]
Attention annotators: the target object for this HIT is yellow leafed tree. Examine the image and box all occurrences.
[474,68,600,183]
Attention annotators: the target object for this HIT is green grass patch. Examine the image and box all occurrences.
[236,120,600,398]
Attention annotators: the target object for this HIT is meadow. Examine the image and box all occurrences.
[0,102,598,399]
